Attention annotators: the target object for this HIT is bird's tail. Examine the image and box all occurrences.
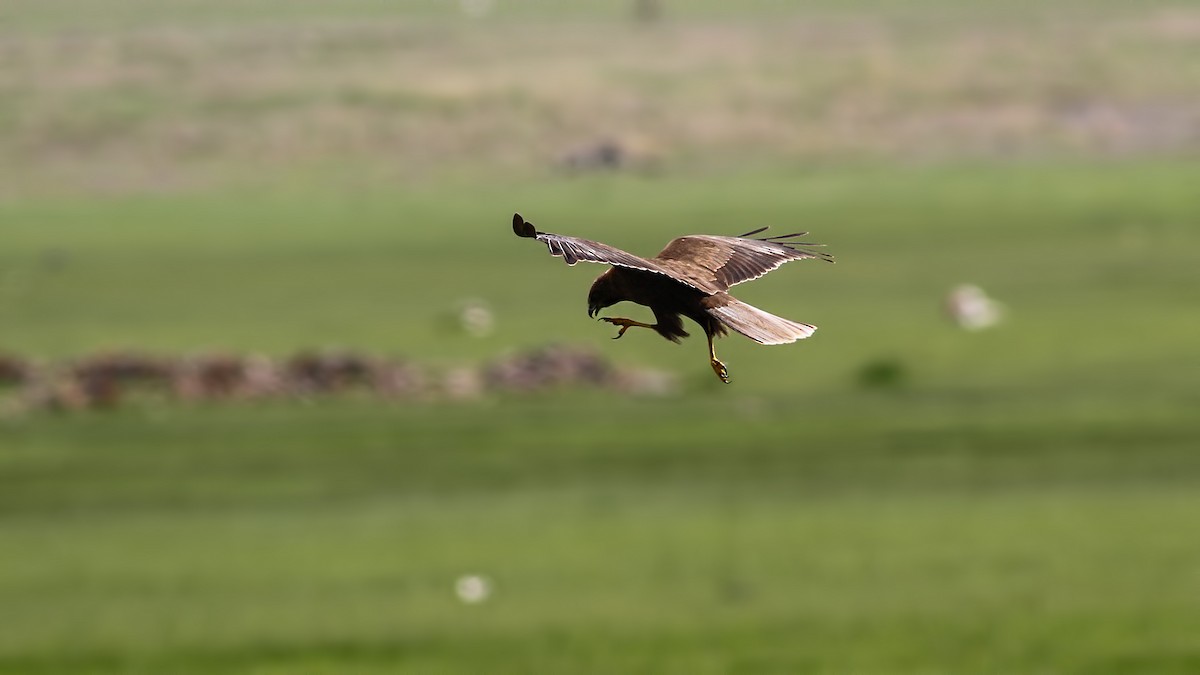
[706,297,816,345]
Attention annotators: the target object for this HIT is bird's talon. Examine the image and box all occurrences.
[600,317,648,339]
[711,359,730,384]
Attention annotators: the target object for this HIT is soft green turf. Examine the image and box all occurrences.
[0,393,1195,672]
[2,485,1197,674]
[1,396,1199,674]
[3,160,1200,673]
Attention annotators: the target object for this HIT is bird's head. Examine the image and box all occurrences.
[587,273,619,319]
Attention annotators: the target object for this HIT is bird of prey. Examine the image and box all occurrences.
[513,213,832,383]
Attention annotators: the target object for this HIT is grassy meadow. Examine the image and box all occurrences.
[2,1,1200,673]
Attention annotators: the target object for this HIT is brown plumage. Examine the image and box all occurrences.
[513,213,833,383]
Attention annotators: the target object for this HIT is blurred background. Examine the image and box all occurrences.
[2,1,1199,672]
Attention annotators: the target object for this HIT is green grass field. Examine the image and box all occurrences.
[3,1,1200,673]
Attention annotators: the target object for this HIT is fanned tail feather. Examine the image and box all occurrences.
[707,299,816,345]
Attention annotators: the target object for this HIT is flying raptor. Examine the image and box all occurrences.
[512,213,833,383]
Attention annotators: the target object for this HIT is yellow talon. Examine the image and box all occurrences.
[711,358,730,384]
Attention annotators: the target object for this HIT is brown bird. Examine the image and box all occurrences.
[513,213,833,383]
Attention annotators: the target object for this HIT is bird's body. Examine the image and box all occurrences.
[513,213,832,382]
[588,267,713,343]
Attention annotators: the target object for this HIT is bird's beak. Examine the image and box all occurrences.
[588,304,599,319]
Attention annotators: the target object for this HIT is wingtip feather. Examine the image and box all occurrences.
[738,226,770,237]
[513,213,538,238]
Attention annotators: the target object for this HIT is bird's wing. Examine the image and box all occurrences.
[654,227,833,291]
[513,213,722,293]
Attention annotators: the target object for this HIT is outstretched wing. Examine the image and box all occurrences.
[512,213,722,293]
[654,227,833,291]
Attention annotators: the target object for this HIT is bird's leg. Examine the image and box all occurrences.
[599,317,656,339]
[708,332,730,384]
